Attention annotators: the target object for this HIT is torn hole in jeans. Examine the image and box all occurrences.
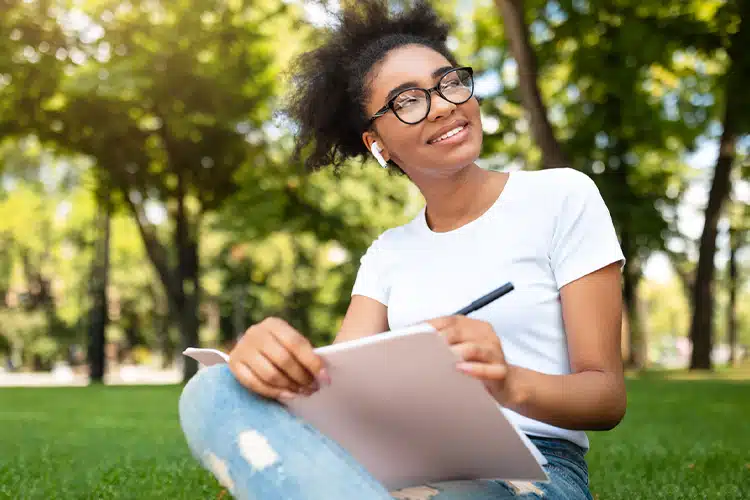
[390,485,441,500]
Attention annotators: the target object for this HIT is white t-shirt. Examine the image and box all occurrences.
[350,167,625,450]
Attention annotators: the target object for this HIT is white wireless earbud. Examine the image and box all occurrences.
[371,142,388,168]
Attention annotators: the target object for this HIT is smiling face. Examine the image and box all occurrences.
[362,44,483,177]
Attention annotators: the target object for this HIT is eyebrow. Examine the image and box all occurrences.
[384,66,456,103]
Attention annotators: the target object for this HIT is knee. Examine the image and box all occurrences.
[178,365,252,443]
[178,364,282,437]
[178,364,290,470]
[179,364,232,413]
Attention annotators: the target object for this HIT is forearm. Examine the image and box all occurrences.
[502,366,626,431]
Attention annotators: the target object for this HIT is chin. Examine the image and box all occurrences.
[400,123,483,176]
[431,130,483,172]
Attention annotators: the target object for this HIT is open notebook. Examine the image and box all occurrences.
[183,323,548,490]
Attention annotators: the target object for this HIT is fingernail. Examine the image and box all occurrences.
[301,383,318,395]
[317,368,331,386]
[279,391,296,401]
[309,380,320,392]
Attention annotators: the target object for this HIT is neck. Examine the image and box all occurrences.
[411,163,499,231]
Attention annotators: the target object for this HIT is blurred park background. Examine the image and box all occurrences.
[1,0,749,498]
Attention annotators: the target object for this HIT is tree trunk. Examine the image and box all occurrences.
[87,194,112,383]
[664,247,694,301]
[727,227,738,367]
[689,106,737,370]
[494,0,569,168]
[621,230,646,369]
[689,0,749,370]
[174,171,201,381]
[122,305,143,351]
[124,183,202,382]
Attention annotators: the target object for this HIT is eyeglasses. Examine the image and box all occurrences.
[367,67,474,127]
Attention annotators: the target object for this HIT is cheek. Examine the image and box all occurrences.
[385,126,424,161]
[471,122,484,147]
[466,100,484,148]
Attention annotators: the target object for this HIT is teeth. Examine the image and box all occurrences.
[431,126,464,144]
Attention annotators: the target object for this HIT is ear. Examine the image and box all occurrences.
[362,131,390,162]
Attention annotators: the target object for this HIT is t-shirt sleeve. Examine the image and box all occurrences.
[549,169,625,289]
[350,235,390,305]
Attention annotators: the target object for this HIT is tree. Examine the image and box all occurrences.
[688,0,750,370]
[493,0,569,168]
[477,0,706,368]
[0,138,93,369]
[724,165,750,367]
[86,187,111,383]
[1,0,312,380]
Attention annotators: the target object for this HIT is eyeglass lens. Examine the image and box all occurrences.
[391,68,473,124]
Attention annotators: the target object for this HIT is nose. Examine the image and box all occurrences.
[426,89,456,122]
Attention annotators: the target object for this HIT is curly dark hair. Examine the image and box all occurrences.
[284,0,458,172]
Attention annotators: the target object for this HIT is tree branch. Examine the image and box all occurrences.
[494,0,569,168]
[122,190,180,306]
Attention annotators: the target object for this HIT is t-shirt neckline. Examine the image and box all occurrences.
[417,171,516,237]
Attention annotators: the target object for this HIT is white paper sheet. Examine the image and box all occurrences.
[183,324,548,490]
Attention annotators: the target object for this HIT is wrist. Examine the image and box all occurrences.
[504,365,533,411]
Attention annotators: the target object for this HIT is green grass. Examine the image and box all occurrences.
[1,375,748,499]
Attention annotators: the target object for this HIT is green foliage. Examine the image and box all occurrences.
[211,157,417,344]
[0,0,748,368]
[0,0,419,359]
[1,0,322,379]
[0,309,51,365]
[641,278,692,340]
[0,139,167,366]
[473,1,706,262]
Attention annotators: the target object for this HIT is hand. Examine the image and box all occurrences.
[228,317,331,402]
[428,315,514,404]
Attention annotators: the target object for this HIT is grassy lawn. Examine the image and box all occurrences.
[1,373,748,499]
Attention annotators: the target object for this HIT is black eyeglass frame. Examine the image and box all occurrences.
[366,66,475,128]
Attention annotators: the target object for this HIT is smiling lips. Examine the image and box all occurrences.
[427,120,470,145]
[429,125,465,144]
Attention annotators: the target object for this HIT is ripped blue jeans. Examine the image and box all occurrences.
[179,365,594,500]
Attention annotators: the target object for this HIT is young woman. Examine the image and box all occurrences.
[178,2,626,499]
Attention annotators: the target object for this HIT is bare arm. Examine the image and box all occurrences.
[505,262,627,430]
[333,295,389,344]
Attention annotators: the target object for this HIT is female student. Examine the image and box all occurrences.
[178,1,627,498]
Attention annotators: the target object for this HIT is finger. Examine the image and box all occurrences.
[260,339,317,389]
[230,360,297,402]
[266,318,328,384]
[456,362,507,381]
[450,342,492,363]
[427,316,457,332]
[248,350,303,394]
[436,324,467,345]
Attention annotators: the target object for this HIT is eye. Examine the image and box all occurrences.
[441,77,461,89]
[393,95,420,110]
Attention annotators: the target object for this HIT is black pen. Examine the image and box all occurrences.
[452,282,514,316]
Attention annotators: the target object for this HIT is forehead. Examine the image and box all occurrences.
[368,45,452,97]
